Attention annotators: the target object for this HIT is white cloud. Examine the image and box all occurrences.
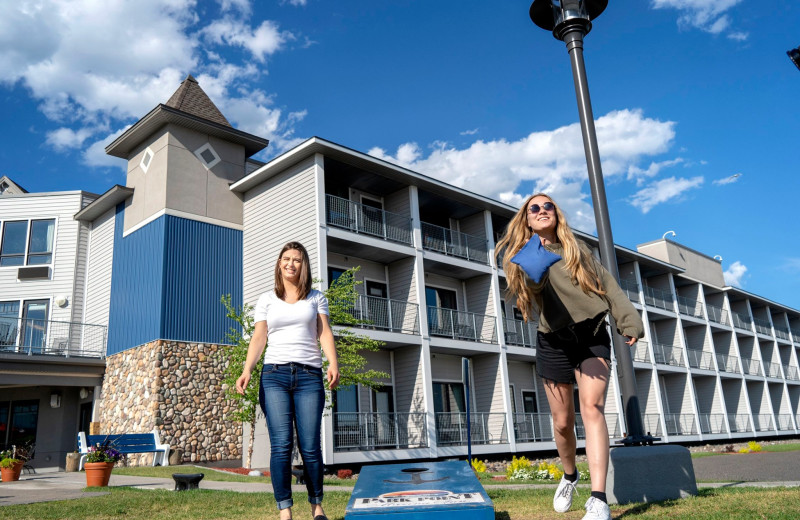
[626,157,684,185]
[460,128,479,136]
[630,176,704,214]
[83,126,131,168]
[723,261,747,287]
[369,109,676,232]
[712,173,742,186]
[0,0,306,163]
[282,0,308,5]
[652,0,746,39]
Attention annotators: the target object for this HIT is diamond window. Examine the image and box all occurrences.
[194,143,221,169]
[140,147,154,173]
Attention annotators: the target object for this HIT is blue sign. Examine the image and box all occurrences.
[345,460,494,520]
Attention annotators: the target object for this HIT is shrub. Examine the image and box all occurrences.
[337,469,353,479]
[747,441,762,452]
[471,459,487,473]
[533,461,563,481]
[505,455,532,478]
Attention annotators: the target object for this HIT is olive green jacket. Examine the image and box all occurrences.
[527,240,644,338]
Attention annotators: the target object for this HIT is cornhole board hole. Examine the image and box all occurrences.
[345,461,494,520]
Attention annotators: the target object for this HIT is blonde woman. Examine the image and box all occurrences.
[497,194,643,520]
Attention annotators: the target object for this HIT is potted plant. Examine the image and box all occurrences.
[84,442,121,487]
[0,446,27,482]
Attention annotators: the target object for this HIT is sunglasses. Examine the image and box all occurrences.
[528,201,555,214]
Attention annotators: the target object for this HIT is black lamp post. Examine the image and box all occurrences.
[788,46,800,71]
[529,0,656,446]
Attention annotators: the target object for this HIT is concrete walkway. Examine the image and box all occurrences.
[2,451,799,507]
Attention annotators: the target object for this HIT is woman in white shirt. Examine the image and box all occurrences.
[236,242,339,520]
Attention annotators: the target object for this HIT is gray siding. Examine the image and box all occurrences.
[387,258,416,303]
[327,252,386,295]
[722,379,748,415]
[393,345,424,414]
[473,354,503,413]
[693,377,721,414]
[384,188,411,220]
[464,275,493,316]
[459,212,486,239]
[83,207,116,327]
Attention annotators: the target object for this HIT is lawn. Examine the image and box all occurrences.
[113,465,355,487]
[2,485,799,519]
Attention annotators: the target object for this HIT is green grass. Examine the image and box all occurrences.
[761,443,800,453]
[112,465,356,487]
[2,485,799,519]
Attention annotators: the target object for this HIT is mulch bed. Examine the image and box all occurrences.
[217,467,269,476]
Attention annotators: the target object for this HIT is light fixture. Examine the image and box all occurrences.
[50,392,62,408]
[54,295,69,308]
[788,46,800,71]
[713,255,723,262]
[662,230,676,239]
[79,387,90,400]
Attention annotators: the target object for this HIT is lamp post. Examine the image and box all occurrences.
[529,0,654,446]
[788,45,800,71]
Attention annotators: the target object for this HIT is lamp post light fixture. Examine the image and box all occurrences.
[529,0,655,446]
[788,45,800,71]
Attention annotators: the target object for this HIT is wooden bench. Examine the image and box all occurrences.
[77,429,170,470]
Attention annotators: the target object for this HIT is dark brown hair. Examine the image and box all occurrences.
[274,241,313,301]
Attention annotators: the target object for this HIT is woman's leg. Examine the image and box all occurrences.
[543,379,578,474]
[293,366,326,517]
[574,357,611,494]
[260,367,295,517]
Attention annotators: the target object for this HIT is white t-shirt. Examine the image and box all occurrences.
[253,289,329,368]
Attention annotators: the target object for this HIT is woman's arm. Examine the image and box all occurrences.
[599,265,644,344]
[318,313,339,390]
[235,320,268,394]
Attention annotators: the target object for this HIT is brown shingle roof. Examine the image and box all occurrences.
[165,75,231,127]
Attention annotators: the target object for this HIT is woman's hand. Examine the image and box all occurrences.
[624,336,638,346]
[235,371,251,395]
[327,364,340,390]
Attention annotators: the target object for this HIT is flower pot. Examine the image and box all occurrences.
[65,452,80,472]
[84,461,115,487]
[1,461,24,482]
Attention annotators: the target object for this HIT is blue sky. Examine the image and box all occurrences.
[1,0,799,309]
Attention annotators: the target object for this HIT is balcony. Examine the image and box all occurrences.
[513,413,554,442]
[765,361,783,379]
[706,304,730,326]
[732,311,753,332]
[503,318,537,348]
[630,340,650,363]
[427,306,497,343]
[664,413,697,436]
[792,328,800,345]
[652,342,684,367]
[642,285,674,312]
[716,353,739,374]
[338,294,420,335]
[641,414,663,437]
[774,325,791,341]
[776,414,794,431]
[435,412,508,446]
[753,317,772,336]
[677,296,703,319]
[686,349,714,370]
[619,278,640,303]
[698,413,726,434]
[783,365,799,381]
[332,412,428,452]
[741,358,762,376]
[0,317,107,358]
[325,194,413,246]
[421,222,489,265]
[727,413,752,433]
[753,414,774,432]
[574,413,623,440]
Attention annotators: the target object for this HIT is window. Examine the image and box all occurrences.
[194,143,221,169]
[0,400,39,449]
[140,147,154,173]
[0,219,55,266]
[426,286,458,336]
[0,301,20,347]
[432,382,465,414]
[522,391,538,414]
[21,300,48,352]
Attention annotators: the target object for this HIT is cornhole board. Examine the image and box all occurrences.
[344,460,494,520]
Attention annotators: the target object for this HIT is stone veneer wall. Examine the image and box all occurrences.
[96,340,243,465]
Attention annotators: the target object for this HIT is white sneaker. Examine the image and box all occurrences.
[553,473,579,513]
[582,496,611,520]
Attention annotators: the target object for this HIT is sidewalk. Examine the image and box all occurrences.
[2,451,799,507]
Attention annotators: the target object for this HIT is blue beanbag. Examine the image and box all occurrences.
[510,235,562,283]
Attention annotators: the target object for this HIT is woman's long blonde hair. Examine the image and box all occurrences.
[495,193,605,320]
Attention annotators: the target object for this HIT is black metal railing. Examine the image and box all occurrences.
[332,412,428,451]
[643,285,674,311]
[753,414,774,432]
[698,413,726,434]
[765,361,783,378]
[686,349,714,370]
[741,358,762,376]
[774,325,791,341]
[630,340,650,363]
[325,195,413,246]
[619,278,640,303]
[727,414,751,433]
[652,342,684,367]
[677,295,703,319]
[664,413,697,436]
[337,294,420,335]
[641,414,663,437]
[706,304,730,326]
[716,353,739,374]
[503,318,537,348]
[753,317,772,336]
[512,413,554,442]
[776,414,794,431]
[731,311,753,332]
[427,306,497,343]
[435,412,508,446]
[783,365,799,381]
[0,317,106,358]
[420,222,489,264]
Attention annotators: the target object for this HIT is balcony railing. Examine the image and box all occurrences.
[325,194,413,246]
[753,317,772,336]
[574,413,623,440]
[774,325,791,341]
[732,311,753,332]
[664,413,697,436]
[677,296,703,319]
[641,414,663,437]
[698,413,726,434]
[727,413,752,433]
[337,294,420,335]
[792,328,800,345]
[776,414,794,431]
[427,306,497,343]
[332,412,428,451]
[716,353,739,374]
[686,349,714,370]
[513,413,554,442]
[706,304,730,326]
[783,365,799,381]
[421,222,489,264]
[503,318,537,348]
[652,342,684,367]
[741,358,762,376]
[765,361,783,379]
[643,286,674,312]
[630,340,650,363]
[619,278,640,303]
[753,414,774,432]
[435,412,508,446]
[0,317,107,358]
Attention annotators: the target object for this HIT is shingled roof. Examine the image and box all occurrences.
[165,75,231,127]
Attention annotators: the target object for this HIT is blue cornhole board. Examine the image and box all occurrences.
[345,461,494,520]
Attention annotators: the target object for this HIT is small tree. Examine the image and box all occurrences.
[218,295,262,469]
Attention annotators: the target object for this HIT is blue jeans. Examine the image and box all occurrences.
[259,362,325,510]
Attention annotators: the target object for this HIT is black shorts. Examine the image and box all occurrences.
[536,315,611,385]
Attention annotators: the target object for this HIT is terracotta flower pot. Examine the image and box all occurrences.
[85,461,115,487]
[1,460,24,482]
